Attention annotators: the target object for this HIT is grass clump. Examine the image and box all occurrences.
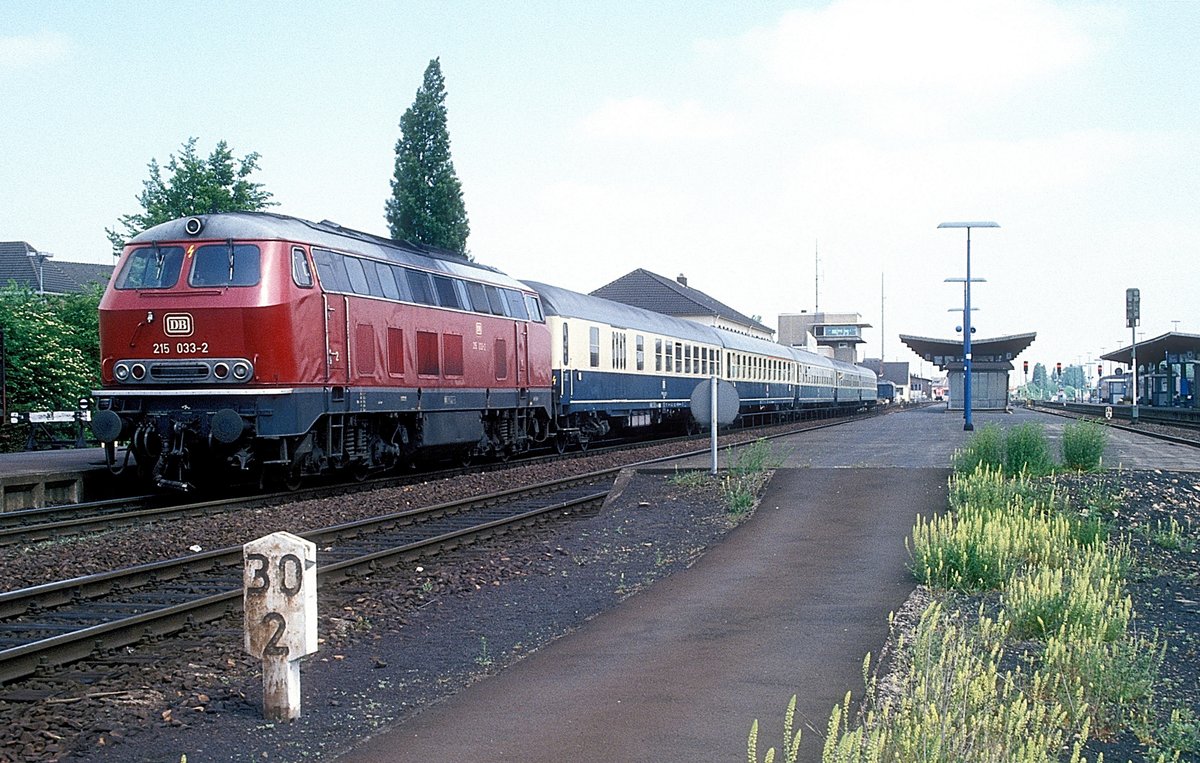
[751,460,1174,761]
[720,439,782,515]
[1003,422,1054,476]
[1060,420,1108,471]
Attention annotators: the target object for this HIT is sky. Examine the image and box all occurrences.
[2,0,1198,380]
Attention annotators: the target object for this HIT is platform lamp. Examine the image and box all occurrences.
[939,221,999,431]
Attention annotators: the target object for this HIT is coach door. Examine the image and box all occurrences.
[323,293,350,384]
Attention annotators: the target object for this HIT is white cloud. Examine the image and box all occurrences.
[0,32,72,70]
[577,97,741,145]
[742,0,1096,94]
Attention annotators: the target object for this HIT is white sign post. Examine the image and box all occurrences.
[243,531,318,722]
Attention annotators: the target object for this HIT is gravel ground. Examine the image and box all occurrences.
[1,420,1197,762]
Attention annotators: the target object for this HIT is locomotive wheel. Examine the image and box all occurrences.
[282,466,304,492]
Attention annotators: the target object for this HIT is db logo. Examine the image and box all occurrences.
[164,313,194,337]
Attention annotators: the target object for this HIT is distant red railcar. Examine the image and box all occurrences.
[93,213,552,490]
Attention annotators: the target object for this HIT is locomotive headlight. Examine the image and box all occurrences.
[213,362,230,379]
[130,363,146,380]
[231,361,252,381]
[114,363,130,381]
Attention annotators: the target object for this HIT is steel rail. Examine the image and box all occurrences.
[0,408,875,548]
[0,475,611,684]
[0,408,882,683]
[1030,403,1200,448]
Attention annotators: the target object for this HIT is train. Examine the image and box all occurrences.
[91,212,876,490]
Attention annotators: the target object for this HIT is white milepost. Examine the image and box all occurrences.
[243,531,318,721]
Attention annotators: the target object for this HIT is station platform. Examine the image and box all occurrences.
[0,447,128,510]
[338,407,1199,762]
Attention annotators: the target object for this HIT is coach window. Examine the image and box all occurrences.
[375,262,399,300]
[433,275,462,310]
[343,256,370,295]
[636,335,644,371]
[524,294,545,323]
[115,245,184,289]
[562,323,569,365]
[291,247,313,288]
[700,347,708,375]
[312,249,345,292]
[674,342,683,373]
[465,280,489,313]
[503,289,529,320]
[453,280,472,310]
[190,243,260,287]
[683,345,691,374]
[485,285,510,316]
[665,342,673,374]
[655,339,663,371]
[589,326,600,368]
[406,269,436,305]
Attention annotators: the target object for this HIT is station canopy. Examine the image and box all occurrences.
[1101,332,1200,368]
[900,332,1037,370]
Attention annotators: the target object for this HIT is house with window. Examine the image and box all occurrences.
[590,269,774,340]
[0,242,113,295]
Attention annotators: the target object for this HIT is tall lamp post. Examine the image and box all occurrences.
[939,221,999,431]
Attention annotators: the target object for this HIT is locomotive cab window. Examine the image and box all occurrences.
[189,244,261,287]
[291,247,313,288]
[116,245,184,290]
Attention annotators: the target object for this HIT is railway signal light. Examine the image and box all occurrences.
[1056,362,1062,376]
[1126,287,1140,328]
[1023,360,1028,375]
[1098,364,1103,378]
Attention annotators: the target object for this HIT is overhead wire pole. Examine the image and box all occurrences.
[939,221,999,432]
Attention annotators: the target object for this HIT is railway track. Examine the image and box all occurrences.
[1029,402,1200,448]
[0,473,612,684]
[1,411,876,549]
[0,409,887,684]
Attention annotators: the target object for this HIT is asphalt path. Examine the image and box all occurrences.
[343,466,947,762]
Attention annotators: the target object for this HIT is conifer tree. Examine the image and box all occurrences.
[386,58,471,257]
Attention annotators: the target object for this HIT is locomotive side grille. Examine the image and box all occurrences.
[150,362,211,380]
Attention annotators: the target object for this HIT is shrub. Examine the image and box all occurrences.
[1060,420,1108,471]
[952,423,1004,474]
[1003,422,1054,476]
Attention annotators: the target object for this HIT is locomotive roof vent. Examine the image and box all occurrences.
[184,216,205,236]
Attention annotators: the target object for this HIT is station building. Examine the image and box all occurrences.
[900,332,1037,412]
[1102,332,1200,408]
[777,312,871,364]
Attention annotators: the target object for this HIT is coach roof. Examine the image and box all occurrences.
[525,281,720,345]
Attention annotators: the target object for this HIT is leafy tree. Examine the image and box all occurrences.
[385,58,471,257]
[106,137,276,253]
[1031,362,1049,400]
[0,286,96,411]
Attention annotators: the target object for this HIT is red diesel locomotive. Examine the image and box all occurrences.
[92,213,553,490]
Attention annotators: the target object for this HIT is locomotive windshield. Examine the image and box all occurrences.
[115,243,261,289]
[115,245,184,289]
[189,244,261,287]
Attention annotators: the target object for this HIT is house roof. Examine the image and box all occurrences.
[589,269,772,334]
[0,241,114,294]
[1101,332,1200,367]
